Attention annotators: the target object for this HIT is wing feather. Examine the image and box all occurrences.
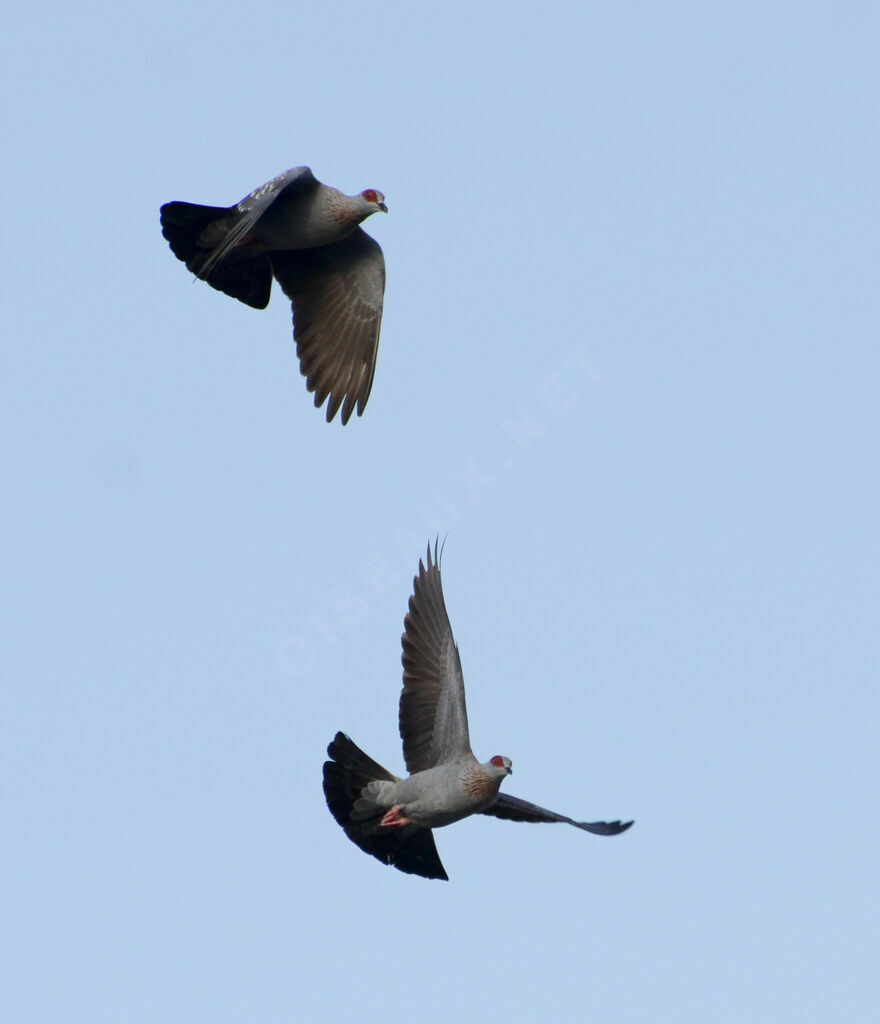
[399,543,473,773]
[481,792,634,835]
[271,227,384,424]
[197,167,319,280]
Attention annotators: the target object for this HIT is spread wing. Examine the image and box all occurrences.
[197,166,320,281]
[270,227,385,424]
[481,793,634,836]
[399,542,472,774]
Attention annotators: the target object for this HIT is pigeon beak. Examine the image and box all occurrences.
[378,202,388,213]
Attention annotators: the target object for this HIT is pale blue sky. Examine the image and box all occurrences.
[2,3,878,1022]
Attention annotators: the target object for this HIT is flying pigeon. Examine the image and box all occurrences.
[160,167,387,424]
[323,543,633,880]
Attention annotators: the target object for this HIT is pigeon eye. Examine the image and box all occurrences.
[491,755,506,768]
[362,189,378,203]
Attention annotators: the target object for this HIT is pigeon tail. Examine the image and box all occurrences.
[322,732,448,881]
[159,201,273,309]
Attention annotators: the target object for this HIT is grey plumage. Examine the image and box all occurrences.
[160,167,386,424]
[322,543,634,881]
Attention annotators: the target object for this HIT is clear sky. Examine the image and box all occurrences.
[2,3,878,1022]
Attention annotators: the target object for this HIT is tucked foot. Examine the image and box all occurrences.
[380,805,412,828]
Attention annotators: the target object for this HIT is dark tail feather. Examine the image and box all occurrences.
[160,201,230,264]
[159,201,272,309]
[322,732,448,881]
[323,731,397,816]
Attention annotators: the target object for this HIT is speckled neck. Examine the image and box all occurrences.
[463,764,504,808]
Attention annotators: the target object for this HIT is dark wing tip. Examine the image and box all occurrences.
[578,819,635,836]
[321,384,366,425]
[419,536,446,578]
[324,389,344,423]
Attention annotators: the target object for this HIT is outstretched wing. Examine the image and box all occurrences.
[197,166,320,281]
[271,227,385,424]
[481,793,634,836]
[398,542,473,774]
[236,166,320,212]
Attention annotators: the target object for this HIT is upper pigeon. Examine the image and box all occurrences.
[160,167,387,424]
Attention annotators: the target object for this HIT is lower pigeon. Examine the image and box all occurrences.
[323,543,633,880]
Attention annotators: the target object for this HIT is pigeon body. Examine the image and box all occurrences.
[353,758,510,830]
[323,544,633,881]
[160,167,387,424]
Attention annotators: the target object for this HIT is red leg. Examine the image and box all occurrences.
[380,805,412,827]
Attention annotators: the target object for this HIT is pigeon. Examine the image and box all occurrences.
[323,543,633,881]
[160,167,387,424]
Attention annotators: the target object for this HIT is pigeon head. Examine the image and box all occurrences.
[360,188,388,214]
[488,754,513,777]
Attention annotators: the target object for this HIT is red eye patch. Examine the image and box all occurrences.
[362,189,378,203]
[491,755,506,768]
